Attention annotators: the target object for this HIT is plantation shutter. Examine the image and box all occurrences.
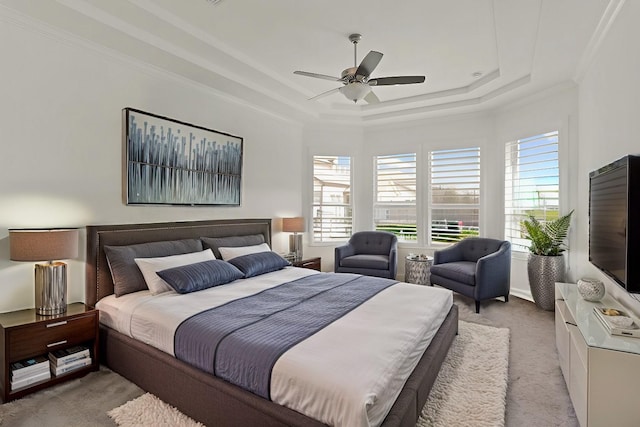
[430,147,480,243]
[374,153,417,241]
[504,131,559,252]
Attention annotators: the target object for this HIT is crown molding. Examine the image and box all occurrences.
[574,0,626,83]
[316,74,531,125]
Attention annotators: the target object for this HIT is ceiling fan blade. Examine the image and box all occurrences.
[368,76,426,86]
[363,91,380,104]
[308,87,341,101]
[355,51,383,78]
[294,71,342,82]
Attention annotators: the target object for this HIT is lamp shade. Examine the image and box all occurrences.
[282,217,305,233]
[10,229,79,261]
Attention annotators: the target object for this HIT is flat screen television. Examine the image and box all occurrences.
[589,155,640,293]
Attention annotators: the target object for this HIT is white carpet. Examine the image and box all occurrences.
[108,320,510,427]
[418,320,510,427]
[108,393,205,427]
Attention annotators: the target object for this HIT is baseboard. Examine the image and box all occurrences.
[509,288,534,302]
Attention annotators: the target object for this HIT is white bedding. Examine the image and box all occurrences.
[97,267,453,427]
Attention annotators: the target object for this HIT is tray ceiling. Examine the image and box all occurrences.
[0,0,618,124]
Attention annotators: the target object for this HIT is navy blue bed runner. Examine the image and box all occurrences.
[174,273,397,399]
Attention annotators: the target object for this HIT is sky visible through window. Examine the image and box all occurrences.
[505,131,559,251]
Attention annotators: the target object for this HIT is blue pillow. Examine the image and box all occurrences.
[156,260,244,294]
[227,251,291,278]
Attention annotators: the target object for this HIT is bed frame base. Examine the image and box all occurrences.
[100,305,457,427]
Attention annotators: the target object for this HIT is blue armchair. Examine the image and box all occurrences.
[430,237,511,313]
[334,231,398,279]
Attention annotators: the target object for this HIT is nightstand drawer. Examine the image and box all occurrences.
[293,257,321,271]
[8,313,96,361]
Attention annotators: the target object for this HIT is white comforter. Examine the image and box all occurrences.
[97,268,453,427]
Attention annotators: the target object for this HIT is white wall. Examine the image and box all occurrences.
[3,2,639,315]
[0,17,303,312]
[576,0,640,314]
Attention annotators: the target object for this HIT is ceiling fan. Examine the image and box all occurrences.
[294,33,426,104]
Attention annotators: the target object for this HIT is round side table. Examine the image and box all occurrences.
[405,256,434,285]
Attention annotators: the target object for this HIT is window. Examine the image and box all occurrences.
[374,153,417,241]
[504,131,559,252]
[312,155,352,242]
[430,147,481,243]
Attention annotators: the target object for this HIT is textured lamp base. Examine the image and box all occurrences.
[35,262,67,315]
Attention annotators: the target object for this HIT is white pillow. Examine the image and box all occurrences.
[134,249,215,295]
[218,243,271,261]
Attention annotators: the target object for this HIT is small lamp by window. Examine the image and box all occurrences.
[9,228,79,315]
[282,217,305,262]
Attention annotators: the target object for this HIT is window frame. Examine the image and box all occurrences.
[311,154,354,244]
[373,152,418,243]
[504,130,562,254]
[428,146,482,245]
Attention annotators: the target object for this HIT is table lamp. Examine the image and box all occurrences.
[9,228,79,315]
[282,217,305,261]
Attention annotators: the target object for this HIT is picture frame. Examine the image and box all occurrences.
[123,108,243,206]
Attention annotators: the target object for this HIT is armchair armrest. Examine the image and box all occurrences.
[335,243,356,270]
[388,241,398,278]
[475,242,511,299]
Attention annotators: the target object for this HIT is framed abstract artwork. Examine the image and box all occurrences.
[123,108,243,206]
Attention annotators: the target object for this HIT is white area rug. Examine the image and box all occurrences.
[418,321,510,427]
[108,321,509,427]
[108,393,205,427]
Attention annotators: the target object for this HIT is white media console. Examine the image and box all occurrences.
[555,282,640,426]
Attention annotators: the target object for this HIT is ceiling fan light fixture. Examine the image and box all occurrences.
[339,82,371,103]
[294,33,425,105]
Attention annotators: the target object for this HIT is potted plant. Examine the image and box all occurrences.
[521,210,573,310]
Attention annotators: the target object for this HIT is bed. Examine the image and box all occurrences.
[85,219,458,427]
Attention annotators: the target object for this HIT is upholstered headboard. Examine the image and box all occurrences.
[85,219,272,307]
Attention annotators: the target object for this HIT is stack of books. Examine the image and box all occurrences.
[49,345,92,376]
[11,355,51,391]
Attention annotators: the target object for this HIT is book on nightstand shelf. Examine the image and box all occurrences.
[593,307,640,338]
[48,345,91,366]
[50,355,92,376]
[10,355,50,380]
[11,370,51,391]
[11,355,51,391]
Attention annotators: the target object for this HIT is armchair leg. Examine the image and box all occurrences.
[504,294,509,303]
[475,301,480,314]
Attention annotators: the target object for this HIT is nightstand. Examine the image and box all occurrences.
[0,302,99,402]
[292,257,321,271]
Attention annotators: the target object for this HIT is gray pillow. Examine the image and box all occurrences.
[157,260,244,294]
[227,251,290,278]
[201,234,265,258]
[104,239,203,297]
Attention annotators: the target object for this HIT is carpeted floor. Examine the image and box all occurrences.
[452,294,578,427]
[0,295,577,427]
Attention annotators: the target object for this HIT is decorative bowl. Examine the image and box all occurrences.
[609,315,634,328]
[577,278,605,302]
